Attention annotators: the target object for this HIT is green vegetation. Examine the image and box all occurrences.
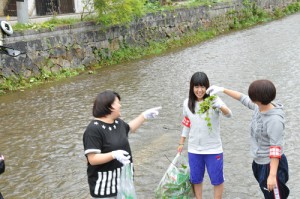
[94,0,145,26]
[197,95,217,131]
[226,0,300,29]
[11,0,300,31]
[12,17,83,32]
[155,154,193,198]
[92,29,217,68]
[91,0,300,67]
[0,67,84,94]
[1,0,300,95]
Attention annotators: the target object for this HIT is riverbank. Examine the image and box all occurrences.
[1,12,299,198]
[0,0,299,95]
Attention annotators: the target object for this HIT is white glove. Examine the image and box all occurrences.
[143,106,162,119]
[212,97,225,109]
[112,150,131,165]
[206,85,224,95]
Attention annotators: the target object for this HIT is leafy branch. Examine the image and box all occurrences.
[197,95,216,131]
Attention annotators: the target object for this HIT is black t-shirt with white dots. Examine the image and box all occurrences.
[83,118,132,198]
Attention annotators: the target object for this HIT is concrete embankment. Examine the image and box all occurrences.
[0,0,296,82]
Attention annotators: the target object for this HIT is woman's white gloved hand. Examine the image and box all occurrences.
[206,85,224,95]
[112,150,131,165]
[212,97,225,109]
[143,106,162,119]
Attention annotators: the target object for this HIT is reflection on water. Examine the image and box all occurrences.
[0,13,299,198]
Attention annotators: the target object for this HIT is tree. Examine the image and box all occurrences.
[94,0,146,26]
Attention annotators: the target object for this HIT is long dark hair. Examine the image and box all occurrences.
[188,72,210,113]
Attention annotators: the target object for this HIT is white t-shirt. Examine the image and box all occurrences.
[182,98,229,154]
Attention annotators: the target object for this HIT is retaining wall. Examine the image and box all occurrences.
[0,0,295,80]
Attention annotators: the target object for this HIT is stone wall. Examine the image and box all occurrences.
[0,0,295,80]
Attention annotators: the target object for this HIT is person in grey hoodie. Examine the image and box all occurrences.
[206,79,289,199]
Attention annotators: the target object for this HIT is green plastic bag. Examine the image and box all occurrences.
[117,163,137,199]
[155,153,194,199]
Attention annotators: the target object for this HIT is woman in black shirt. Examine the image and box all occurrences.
[83,90,161,198]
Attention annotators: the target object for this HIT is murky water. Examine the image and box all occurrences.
[0,13,300,199]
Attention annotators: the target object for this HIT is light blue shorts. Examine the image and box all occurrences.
[188,152,224,185]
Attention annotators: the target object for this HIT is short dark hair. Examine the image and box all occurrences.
[188,72,210,113]
[93,90,121,118]
[248,79,276,105]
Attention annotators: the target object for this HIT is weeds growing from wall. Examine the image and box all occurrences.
[1,1,300,95]
[89,1,300,67]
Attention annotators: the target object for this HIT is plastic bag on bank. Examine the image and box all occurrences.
[117,163,137,199]
[155,153,194,199]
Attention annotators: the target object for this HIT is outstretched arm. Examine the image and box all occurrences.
[128,114,145,133]
[223,88,243,101]
[207,85,243,101]
[207,85,257,110]
[129,107,162,132]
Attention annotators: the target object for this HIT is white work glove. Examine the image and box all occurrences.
[112,150,131,165]
[206,85,224,95]
[143,106,162,119]
[212,97,225,109]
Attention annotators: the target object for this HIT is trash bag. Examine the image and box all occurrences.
[117,163,137,199]
[155,153,194,199]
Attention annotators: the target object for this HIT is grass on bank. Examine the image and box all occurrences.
[11,0,235,32]
[1,0,299,95]
[0,67,85,95]
[12,17,81,32]
[88,0,300,67]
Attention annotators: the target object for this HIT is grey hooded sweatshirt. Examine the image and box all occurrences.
[240,94,285,164]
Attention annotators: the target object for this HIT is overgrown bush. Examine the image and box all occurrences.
[94,0,146,26]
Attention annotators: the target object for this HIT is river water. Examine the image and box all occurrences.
[0,13,300,199]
